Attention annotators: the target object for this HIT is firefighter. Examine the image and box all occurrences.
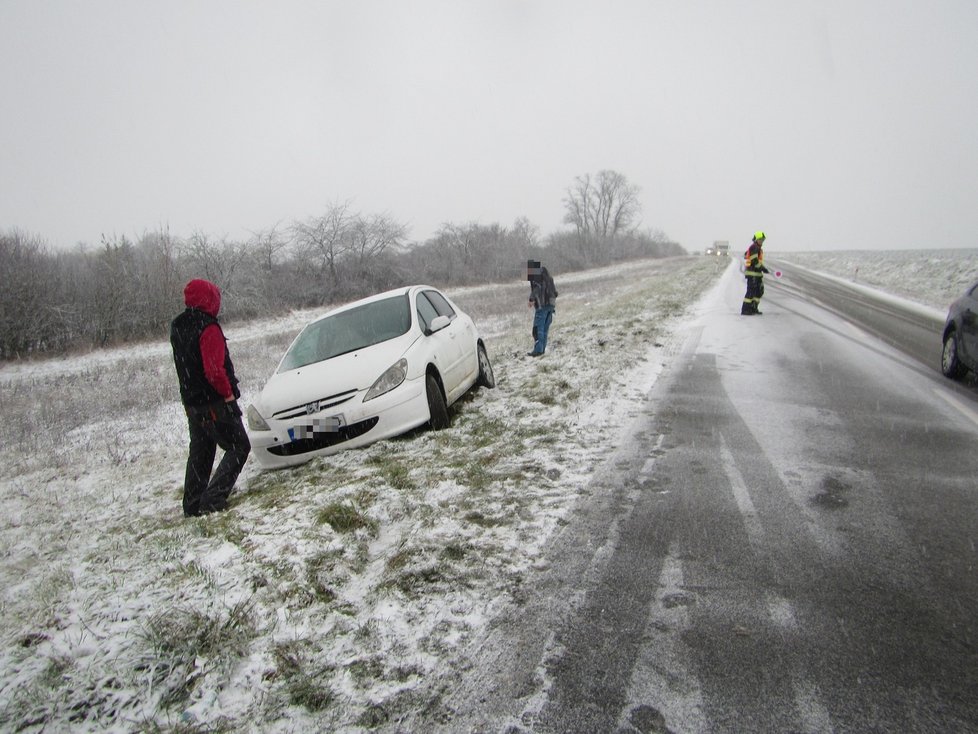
[741,231,769,315]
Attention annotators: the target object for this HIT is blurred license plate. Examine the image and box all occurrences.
[288,415,345,441]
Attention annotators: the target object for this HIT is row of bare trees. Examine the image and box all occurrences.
[1,171,683,360]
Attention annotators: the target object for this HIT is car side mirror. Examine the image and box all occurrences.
[427,315,450,335]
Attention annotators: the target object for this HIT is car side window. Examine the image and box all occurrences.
[416,293,440,333]
[423,290,457,320]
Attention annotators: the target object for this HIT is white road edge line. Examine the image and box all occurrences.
[933,388,978,428]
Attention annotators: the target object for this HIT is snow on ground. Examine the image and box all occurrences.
[0,250,972,732]
[0,256,723,732]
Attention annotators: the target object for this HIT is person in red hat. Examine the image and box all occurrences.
[170,279,250,516]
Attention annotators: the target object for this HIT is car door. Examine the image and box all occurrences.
[416,290,467,397]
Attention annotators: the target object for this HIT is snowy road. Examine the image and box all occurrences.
[771,260,948,380]
[442,260,978,733]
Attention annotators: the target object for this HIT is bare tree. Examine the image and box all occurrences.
[89,235,138,345]
[413,221,533,285]
[0,230,58,357]
[344,212,407,292]
[511,216,540,251]
[291,201,355,290]
[563,174,594,236]
[134,227,182,334]
[181,231,248,300]
[249,224,288,272]
[348,213,407,268]
[563,170,642,260]
[441,222,479,270]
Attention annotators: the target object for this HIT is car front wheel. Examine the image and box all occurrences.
[477,343,496,388]
[942,330,967,379]
[426,372,450,429]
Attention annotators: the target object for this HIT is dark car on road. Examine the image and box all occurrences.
[941,279,978,379]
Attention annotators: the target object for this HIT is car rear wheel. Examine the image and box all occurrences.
[942,330,967,379]
[477,343,496,388]
[426,372,450,429]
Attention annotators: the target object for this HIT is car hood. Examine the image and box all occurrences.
[258,332,419,416]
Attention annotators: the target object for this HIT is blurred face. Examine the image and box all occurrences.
[527,266,542,280]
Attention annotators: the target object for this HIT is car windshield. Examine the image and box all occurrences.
[277,294,411,372]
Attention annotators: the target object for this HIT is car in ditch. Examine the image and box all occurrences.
[245,285,496,469]
[941,279,978,380]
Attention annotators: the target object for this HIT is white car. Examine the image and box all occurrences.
[246,285,495,469]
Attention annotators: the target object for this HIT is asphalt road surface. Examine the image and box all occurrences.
[435,260,978,734]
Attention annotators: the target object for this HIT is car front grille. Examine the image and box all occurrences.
[273,390,358,420]
[268,417,379,456]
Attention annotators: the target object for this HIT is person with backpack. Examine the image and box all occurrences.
[170,279,251,516]
[741,231,770,315]
[527,259,558,356]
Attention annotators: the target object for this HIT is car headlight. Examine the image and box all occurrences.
[364,358,407,402]
[246,404,270,431]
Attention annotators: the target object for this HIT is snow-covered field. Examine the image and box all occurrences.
[774,247,978,313]
[0,249,974,732]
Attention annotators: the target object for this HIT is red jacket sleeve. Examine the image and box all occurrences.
[199,324,233,400]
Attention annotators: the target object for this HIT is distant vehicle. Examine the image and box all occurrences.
[941,279,978,379]
[705,241,729,256]
[245,285,496,468]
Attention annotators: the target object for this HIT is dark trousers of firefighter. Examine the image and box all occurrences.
[742,272,764,314]
[184,401,251,516]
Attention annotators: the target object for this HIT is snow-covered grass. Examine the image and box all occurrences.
[0,256,726,732]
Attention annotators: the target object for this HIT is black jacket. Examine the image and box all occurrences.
[530,267,558,307]
[170,308,240,408]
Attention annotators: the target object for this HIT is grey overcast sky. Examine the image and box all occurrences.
[2,0,977,253]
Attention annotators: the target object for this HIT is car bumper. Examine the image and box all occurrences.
[247,376,429,469]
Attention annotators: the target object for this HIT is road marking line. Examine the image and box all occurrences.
[619,541,707,734]
[793,679,834,734]
[766,593,797,631]
[719,435,834,731]
[718,434,763,548]
[843,320,869,340]
[639,434,666,478]
[933,388,978,428]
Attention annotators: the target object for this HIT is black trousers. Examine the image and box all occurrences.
[742,273,764,314]
[183,402,251,516]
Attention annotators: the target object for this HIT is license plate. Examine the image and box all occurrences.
[288,415,345,441]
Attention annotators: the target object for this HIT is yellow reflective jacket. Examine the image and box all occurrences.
[744,242,766,276]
